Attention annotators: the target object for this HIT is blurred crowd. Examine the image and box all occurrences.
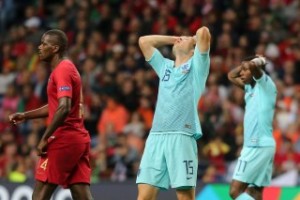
[0,0,300,185]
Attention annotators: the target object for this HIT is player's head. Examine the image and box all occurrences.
[239,55,266,84]
[38,29,68,61]
[172,36,195,57]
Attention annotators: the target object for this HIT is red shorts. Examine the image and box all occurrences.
[35,142,91,188]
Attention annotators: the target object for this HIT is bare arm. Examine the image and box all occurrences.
[195,26,211,53]
[24,105,49,119]
[37,97,71,155]
[41,97,71,141]
[249,57,264,79]
[227,65,245,89]
[138,35,178,60]
[9,104,49,125]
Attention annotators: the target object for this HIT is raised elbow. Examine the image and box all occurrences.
[227,73,233,83]
[227,73,231,80]
[196,26,211,40]
[138,36,147,47]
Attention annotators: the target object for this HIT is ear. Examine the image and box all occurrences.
[53,45,60,53]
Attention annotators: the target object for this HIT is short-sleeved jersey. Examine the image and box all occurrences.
[243,72,277,147]
[47,60,90,144]
[148,46,210,139]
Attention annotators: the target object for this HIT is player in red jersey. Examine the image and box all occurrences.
[9,29,93,200]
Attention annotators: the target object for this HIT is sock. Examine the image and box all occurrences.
[235,192,255,200]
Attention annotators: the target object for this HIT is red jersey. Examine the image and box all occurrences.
[47,60,90,144]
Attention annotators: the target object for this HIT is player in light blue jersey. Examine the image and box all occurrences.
[228,56,277,200]
[136,26,211,200]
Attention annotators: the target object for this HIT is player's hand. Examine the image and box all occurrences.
[8,112,25,125]
[37,138,48,156]
[254,54,267,64]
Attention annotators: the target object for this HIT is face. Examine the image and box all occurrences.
[239,61,253,84]
[38,34,58,62]
[172,36,195,55]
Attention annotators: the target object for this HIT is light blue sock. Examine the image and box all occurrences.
[235,193,255,200]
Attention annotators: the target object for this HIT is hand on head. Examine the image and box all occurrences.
[251,56,266,67]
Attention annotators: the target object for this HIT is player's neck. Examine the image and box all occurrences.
[51,55,65,70]
[250,81,256,88]
[174,54,191,67]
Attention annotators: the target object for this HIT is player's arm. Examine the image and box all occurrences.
[249,56,265,79]
[9,105,49,125]
[23,105,49,119]
[227,65,245,89]
[138,35,178,60]
[37,97,71,156]
[195,26,211,53]
[41,97,71,140]
[250,56,276,94]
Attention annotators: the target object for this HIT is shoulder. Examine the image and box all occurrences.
[54,60,78,75]
[256,73,276,88]
[57,59,76,70]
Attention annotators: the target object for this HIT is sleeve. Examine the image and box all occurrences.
[53,61,73,99]
[191,45,210,89]
[253,72,277,95]
[147,49,171,78]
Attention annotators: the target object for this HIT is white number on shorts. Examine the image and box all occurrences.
[40,159,48,171]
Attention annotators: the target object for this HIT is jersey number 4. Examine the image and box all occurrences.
[40,159,48,171]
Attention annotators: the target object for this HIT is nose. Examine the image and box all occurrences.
[176,37,182,43]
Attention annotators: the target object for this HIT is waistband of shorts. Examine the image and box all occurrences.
[150,131,193,137]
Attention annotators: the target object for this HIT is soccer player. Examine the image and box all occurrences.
[227,56,277,200]
[9,29,93,200]
[136,26,211,200]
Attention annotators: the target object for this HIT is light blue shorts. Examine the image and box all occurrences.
[233,146,275,187]
[136,133,198,190]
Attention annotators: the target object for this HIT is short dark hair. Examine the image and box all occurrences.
[44,29,68,55]
[242,55,266,71]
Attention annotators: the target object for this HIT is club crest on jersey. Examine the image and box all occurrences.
[59,86,71,91]
[181,64,190,74]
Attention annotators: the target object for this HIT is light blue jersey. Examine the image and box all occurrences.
[243,73,277,147]
[147,46,210,139]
